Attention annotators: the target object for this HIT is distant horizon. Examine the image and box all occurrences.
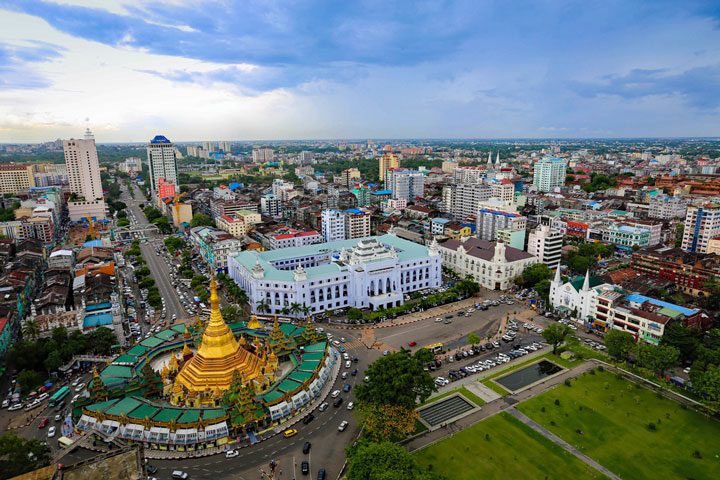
[3,136,720,147]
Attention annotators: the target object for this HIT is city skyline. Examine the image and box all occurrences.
[1,0,719,143]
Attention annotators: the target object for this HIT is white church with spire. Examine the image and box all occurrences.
[548,264,615,325]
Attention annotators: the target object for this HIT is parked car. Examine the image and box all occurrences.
[303,441,311,454]
[303,413,315,425]
[301,461,310,475]
[338,420,349,432]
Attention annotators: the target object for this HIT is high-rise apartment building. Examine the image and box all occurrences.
[490,179,515,204]
[533,157,566,192]
[378,153,399,181]
[147,135,178,192]
[0,164,36,194]
[299,151,315,164]
[252,148,274,163]
[452,166,486,184]
[344,209,371,239]
[527,224,563,268]
[64,129,107,220]
[260,194,283,219]
[386,169,424,202]
[648,195,688,220]
[682,204,720,253]
[340,168,361,187]
[442,183,491,220]
[476,204,526,242]
[321,209,346,242]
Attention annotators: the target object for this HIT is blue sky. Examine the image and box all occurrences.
[0,0,719,142]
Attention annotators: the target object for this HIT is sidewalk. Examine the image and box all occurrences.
[405,360,596,452]
[506,408,621,480]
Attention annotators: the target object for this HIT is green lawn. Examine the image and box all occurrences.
[481,379,509,396]
[414,412,606,480]
[422,386,485,407]
[518,369,720,480]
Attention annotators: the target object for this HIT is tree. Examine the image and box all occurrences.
[190,213,214,228]
[690,364,720,411]
[289,302,302,317]
[347,441,443,480]
[605,329,635,361]
[139,277,155,289]
[636,343,680,377]
[413,348,434,365]
[17,370,44,391]
[164,236,186,253]
[347,308,363,321]
[467,333,481,345]
[140,362,162,398]
[518,263,553,287]
[257,299,270,314]
[674,223,684,248]
[152,216,172,234]
[567,255,592,275]
[355,351,436,409]
[221,305,243,323]
[44,350,63,373]
[534,279,552,304]
[360,403,419,442]
[21,319,40,341]
[661,322,701,364]
[0,432,51,480]
[542,323,573,355]
[700,276,720,311]
[85,327,117,355]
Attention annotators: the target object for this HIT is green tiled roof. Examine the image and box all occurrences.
[261,390,284,403]
[152,408,182,423]
[280,323,300,336]
[658,307,683,318]
[301,352,324,362]
[277,379,302,393]
[140,337,164,348]
[297,360,320,372]
[128,403,159,420]
[202,409,226,421]
[105,397,143,416]
[288,370,314,383]
[101,365,134,379]
[171,324,186,333]
[127,345,149,356]
[228,321,247,331]
[85,398,119,412]
[177,409,200,424]
[112,354,138,365]
[155,330,177,340]
[303,341,327,352]
[570,276,604,292]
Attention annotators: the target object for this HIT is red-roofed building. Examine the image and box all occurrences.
[268,229,323,250]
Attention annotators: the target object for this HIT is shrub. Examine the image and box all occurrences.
[564,379,572,387]
[554,399,560,406]
[597,365,605,372]
[693,450,702,459]
[647,422,657,431]
[540,406,546,412]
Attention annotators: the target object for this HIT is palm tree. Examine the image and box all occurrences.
[22,319,40,341]
[281,306,290,316]
[301,305,312,320]
[257,299,270,314]
[289,302,302,318]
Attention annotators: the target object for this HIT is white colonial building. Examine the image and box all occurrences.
[549,265,614,324]
[438,237,538,291]
[228,233,442,316]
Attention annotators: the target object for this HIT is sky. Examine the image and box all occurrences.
[0,0,719,143]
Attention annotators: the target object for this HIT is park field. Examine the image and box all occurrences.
[414,412,606,480]
[518,368,720,480]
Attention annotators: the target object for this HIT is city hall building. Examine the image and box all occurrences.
[228,234,442,316]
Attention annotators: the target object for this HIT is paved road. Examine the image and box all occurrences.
[121,184,187,321]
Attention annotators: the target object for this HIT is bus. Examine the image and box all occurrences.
[423,343,444,354]
[49,386,71,407]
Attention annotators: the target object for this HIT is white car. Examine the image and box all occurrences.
[225,449,239,458]
[74,383,85,392]
[345,361,351,368]
[338,420,349,431]
[347,402,354,410]
[47,426,56,438]
[331,390,340,398]
[8,403,23,411]
[343,353,350,360]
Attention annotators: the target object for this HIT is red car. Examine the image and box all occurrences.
[38,417,49,429]
[408,341,417,347]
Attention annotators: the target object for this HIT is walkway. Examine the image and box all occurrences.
[405,360,596,452]
[505,408,621,480]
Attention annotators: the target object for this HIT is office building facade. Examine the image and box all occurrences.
[146,135,178,192]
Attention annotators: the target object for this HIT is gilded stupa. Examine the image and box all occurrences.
[171,276,273,407]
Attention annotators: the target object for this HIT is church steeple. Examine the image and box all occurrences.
[553,262,561,285]
[582,269,590,291]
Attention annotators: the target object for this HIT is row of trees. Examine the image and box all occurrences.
[348,350,443,479]
[143,206,172,234]
[9,325,117,391]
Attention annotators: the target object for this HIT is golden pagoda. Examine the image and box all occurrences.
[171,276,273,407]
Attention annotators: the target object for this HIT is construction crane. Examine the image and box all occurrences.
[173,192,187,223]
[84,215,96,239]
